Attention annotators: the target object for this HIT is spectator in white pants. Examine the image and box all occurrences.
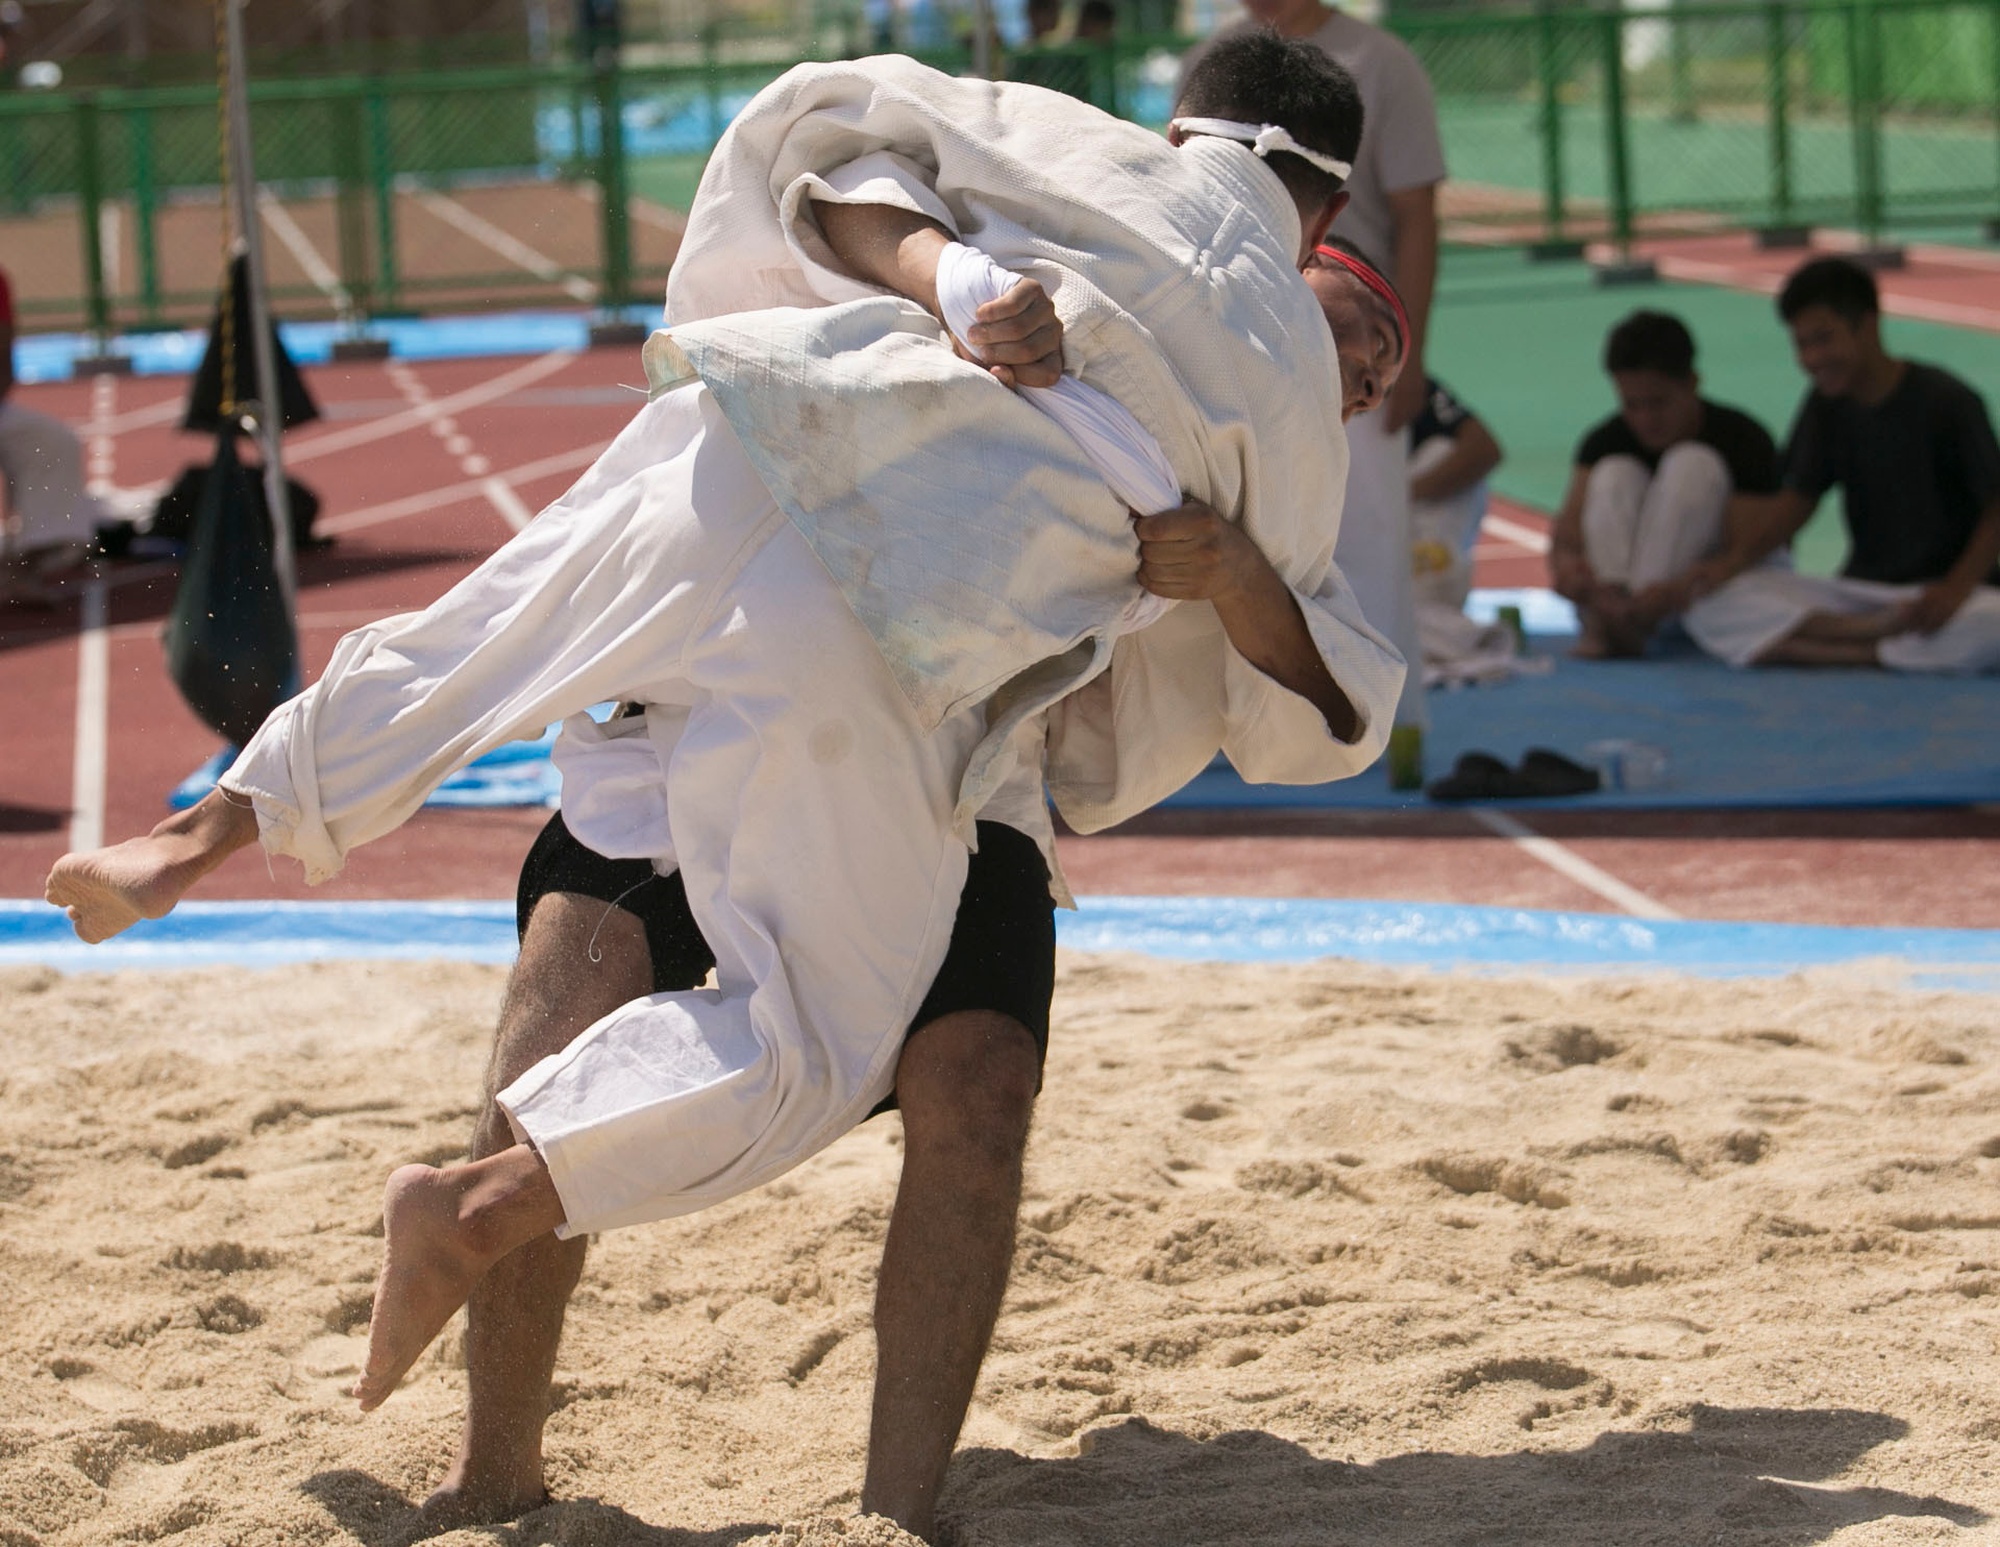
[1683,257,2000,673]
[1406,375,1502,612]
[1550,310,1780,657]
[0,267,100,603]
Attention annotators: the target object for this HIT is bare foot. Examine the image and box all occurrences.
[355,1148,566,1413]
[45,832,210,943]
[44,791,260,944]
[417,1473,549,1532]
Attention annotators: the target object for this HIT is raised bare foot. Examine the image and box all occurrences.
[355,1148,566,1413]
[45,833,209,943]
[355,1166,492,1412]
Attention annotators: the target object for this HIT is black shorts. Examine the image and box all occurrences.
[515,812,1056,1106]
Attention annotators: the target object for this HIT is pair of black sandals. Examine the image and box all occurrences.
[1425,748,1601,803]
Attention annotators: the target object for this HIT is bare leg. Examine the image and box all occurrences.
[1755,634,1883,667]
[44,789,258,942]
[420,894,655,1527]
[862,1011,1039,1542]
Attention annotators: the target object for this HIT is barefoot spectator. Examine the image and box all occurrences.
[1550,310,1780,657]
[1685,257,2000,671]
[0,265,102,603]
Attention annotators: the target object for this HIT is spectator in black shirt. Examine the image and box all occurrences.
[1685,256,2000,672]
[1550,310,1780,656]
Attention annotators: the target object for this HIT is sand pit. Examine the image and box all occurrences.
[0,952,1995,1545]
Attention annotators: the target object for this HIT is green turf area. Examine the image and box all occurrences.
[1427,243,2000,576]
[1439,100,2000,228]
[629,153,711,215]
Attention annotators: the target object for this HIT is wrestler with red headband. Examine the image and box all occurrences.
[1304,238,1411,422]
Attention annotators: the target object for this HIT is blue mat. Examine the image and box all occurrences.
[14,306,664,386]
[165,594,1998,815]
[1167,590,2000,811]
[4,896,1993,991]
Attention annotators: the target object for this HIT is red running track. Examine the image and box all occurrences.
[5,351,1997,930]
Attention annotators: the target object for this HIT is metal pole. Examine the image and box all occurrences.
[972,0,993,78]
[1846,0,1882,245]
[1766,1,1793,229]
[76,95,113,342]
[1601,8,1636,254]
[1537,3,1568,244]
[222,0,296,607]
[130,100,162,325]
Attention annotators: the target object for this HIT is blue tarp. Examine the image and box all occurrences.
[1170,594,2000,811]
[5,896,1994,990]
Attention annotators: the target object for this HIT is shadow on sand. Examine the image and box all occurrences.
[300,1404,1983,1546]
[936,1406,1985,1547]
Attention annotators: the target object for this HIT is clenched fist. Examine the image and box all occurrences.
[1134,500,1268,603]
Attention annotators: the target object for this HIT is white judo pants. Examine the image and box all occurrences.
[1582,443,1729,596]
[1685,569,2000,672]
[1335,406,1426,729]
[0,399,100,561]
[228,387,989,1235]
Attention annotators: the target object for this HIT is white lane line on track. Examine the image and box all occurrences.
[481,476,535,532]
[288,350,579,463]
[1471,807,1681,921]
[1480,513,1552,554]
[416,191,599,303]
[259,189,353,314]
[69,579,110,855]
[85,374,118,492]
[315,442,607,536]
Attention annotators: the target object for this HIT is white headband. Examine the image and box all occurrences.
[1169,117,1352,181]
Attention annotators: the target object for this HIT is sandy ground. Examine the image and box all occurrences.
[0,953,1996,1546]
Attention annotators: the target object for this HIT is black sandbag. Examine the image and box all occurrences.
[164,430,298,747]
[150,462,324,550]
[183,254,320,436]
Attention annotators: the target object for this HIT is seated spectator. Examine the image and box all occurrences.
[1550,310,1780,656]
[1684,256,2000,672]
[1406,375,1502,612]
[0,265,102,605]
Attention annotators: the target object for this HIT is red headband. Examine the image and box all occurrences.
[1313,243,1410,361]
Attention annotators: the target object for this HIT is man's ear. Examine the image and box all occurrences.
[1303,192,1348,258]
[1165,121,1187,147]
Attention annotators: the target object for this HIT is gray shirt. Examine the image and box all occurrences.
[1184,8,1447,271]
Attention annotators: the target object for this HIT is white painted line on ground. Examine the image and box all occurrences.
[288,350,578,463]
[99,398,186,437]
[416,191,599,302]
[85,374,117,494]
[259,189,353,314]
[315,442,606,535]
[1471,807,1681,921]
[1480,513,1552,554]
[69,579,109,855]
[481,476,535,532]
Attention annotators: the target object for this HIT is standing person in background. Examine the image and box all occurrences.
[1183,1,1445,753]
[0,265,103,606]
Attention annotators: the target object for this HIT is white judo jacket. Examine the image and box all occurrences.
[648,57,1406,836]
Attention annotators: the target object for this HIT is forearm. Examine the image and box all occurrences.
[1717,492,1811,575]
[1944,504,2000,592]
[812,201,953,318]
[1410,425,1500,504]
[1390,193,1438,377]
[1211,567,1360,744]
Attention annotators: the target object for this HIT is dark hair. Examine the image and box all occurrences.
[1076,0,1115,32]
[1175,29,1363,212]
[1603,310,1696,379]
[1777,255,1879,325]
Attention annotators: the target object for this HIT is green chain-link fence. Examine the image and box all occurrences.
[5,0,2000,334]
